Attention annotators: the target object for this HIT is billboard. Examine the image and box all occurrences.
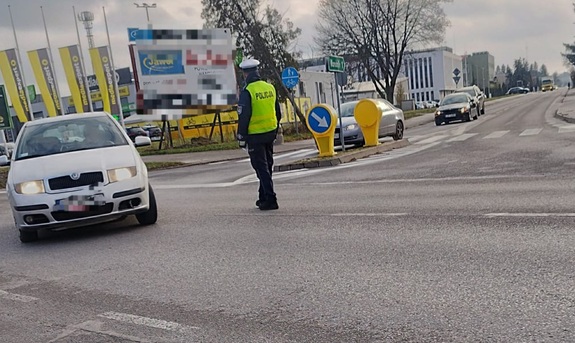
[87,67,132,91]
[28,48,62,117]
[59,45,91,113]
[132,27,237,118]
[89,46,121,116]
[0,49,30,123]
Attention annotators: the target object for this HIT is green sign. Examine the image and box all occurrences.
[234,48,243,66]
[326,55,345,73]
[122,103,136,113]
[0,86,13,129]
[27,85,36,102]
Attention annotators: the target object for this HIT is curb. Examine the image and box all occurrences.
[273,139,411,172]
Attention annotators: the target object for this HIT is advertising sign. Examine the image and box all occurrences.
[59,45,90,113]
[138,50,184,75]
[87,67,132,91]
[28,48,62,117]
[0,49,30,122]
[89,46,121,116]
[132,27,237,118]
[0,85,13,129]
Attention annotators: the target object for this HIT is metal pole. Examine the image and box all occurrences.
[8,5,34,121]
[335,72,344,151]
[103,6,125,128]
[73,5,94,112]
[41,6,66,115]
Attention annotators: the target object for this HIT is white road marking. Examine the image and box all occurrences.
[330,213,407,217]
[208,161,228,165]
[446,133,478,142]
[483,130,509,139]
[414,135,448,145]
[0,289,38,303]
[558,126,575,133]
[485,213,575,218]
[274,148,316,160]
[98,312,199,333]
[519,128,542,136]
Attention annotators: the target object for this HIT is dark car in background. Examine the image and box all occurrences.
[143,126,162,142]
[435,93,477,126]
[506,87,529,95]
[126,127,148,142]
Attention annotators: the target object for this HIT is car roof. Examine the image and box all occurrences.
[23,112,113,127]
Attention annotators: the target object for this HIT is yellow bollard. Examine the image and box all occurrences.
[354,99,382,147]
[306,104,337,157]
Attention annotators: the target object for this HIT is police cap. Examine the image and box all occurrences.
[239,58,260,71]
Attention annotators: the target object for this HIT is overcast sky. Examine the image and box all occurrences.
[0,0,573,96]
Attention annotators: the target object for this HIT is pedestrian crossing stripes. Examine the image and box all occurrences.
[519,128,542,136]
[446,133,478,142]
[483,130,509,139]
[409,126,575,145]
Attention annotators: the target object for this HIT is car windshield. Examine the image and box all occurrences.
[338,102,358,117]
[459,89,476,97]
[15,116,129,161]
[441,95,469,106]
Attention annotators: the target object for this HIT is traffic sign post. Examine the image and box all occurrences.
[453,68,461,87]
[281,67,299,89]
[306,104,337,157]
[326,55,346,150]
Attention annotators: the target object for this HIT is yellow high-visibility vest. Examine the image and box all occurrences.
[246,81,278,134]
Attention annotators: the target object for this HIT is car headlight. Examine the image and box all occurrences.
[15,180,45,195]
[344,124,357,131]
[107,167,137,183]
[460,107,469,114]
[435,110,441,116]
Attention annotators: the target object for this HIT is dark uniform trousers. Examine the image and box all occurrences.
[248,140,276,203]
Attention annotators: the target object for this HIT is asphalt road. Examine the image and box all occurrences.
[1,91,575,342]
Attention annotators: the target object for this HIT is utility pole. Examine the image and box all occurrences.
[133,2,156,22]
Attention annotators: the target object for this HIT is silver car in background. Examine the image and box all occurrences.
[334,99,405,146]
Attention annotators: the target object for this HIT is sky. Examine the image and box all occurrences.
[0,0,573,97]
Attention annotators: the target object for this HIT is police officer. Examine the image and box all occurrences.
[237,58,281,210]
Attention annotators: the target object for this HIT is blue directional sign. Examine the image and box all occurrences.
[281,67,299,89]
[307,106,332,134]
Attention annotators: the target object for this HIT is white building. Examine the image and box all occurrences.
[403,47,463,102]
[293,71,339,109]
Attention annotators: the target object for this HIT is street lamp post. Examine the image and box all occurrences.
[133,2,156,22]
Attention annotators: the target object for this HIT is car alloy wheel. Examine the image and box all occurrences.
[393,121,404,140]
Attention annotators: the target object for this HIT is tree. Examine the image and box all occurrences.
[539,64,549,77]
[315,0,451,101]
[201,0,306,122]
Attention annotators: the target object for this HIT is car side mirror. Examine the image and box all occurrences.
[134,136,152,147]
[0,154,10,166]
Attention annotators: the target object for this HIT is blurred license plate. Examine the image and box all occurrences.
[334,133,339,139]
[54,194,105,212]
[445,114,456,118]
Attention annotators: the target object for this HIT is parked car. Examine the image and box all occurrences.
[126,126,148,142]
[506,87,529,95]
[0,112,157,243]
[143,126,162,141]
[335,99,405,146]
[456,85,485,117]
[434,93,477,126]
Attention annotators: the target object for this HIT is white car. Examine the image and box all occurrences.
[0,112,158,243]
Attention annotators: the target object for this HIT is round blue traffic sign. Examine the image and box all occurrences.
[307,106,332,134]
[281,67,299,89]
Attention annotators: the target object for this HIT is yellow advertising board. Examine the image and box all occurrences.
[69,85,130,106]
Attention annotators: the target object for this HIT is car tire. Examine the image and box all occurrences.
[136,185,158,226]
[392,121,404,140]
[481,106,485,115]
[435,120,441,126]
[19,230,38,243]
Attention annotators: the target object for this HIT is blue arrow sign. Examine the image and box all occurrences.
[307,106,332,134]
[282,67,299,89]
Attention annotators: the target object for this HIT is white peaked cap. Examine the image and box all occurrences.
[239,58,260,70]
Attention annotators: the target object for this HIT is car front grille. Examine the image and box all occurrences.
[48,172,104,191]
[51,203,113,221]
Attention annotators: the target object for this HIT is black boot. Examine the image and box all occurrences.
[258,199,279,211]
